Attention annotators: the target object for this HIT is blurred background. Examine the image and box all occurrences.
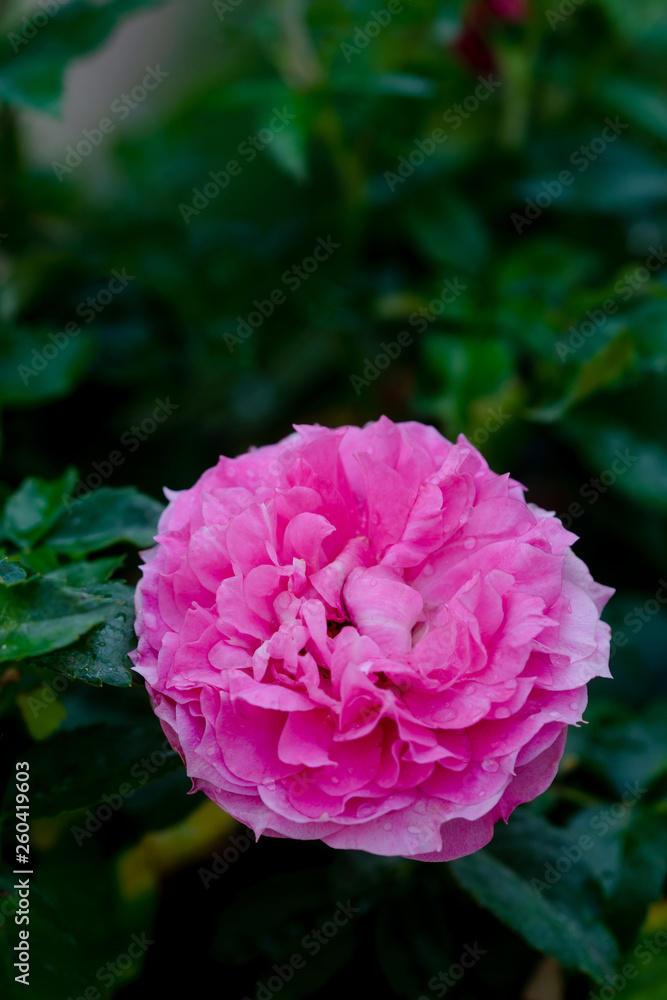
[1,0,667,997]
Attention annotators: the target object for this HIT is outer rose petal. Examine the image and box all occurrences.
[131,418,613,861]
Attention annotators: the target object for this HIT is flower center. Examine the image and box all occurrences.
[326,619,348,639]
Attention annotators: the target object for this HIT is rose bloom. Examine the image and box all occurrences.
[452,0,529,75]
[131,418,612,861]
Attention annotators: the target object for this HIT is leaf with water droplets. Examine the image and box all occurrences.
[1,469,78,548]
[27,582,135,687]
[0,576,117,662]
[45,487,163,556]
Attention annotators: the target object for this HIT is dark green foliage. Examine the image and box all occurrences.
[0,0,666,997]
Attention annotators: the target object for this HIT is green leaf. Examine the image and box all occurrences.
[570,702,667,797]
[17,686,67,740]
[0,558,27,584]
[451,812,619,980]
[333,73,437,98]
[618,950,667,1000]
[0,0,164,114]
[260,95,309,183]
[17,545,60,574]
[566,807,625,899]
[265,123,308,183]
[561,379,667,514]
[406,196,489,275]
[45,487,163,555]
[1,469,77,548]
[45,554,125,587]
[0,323,93,407]
[604,810,667,949]
[31,581,135,686]
[0,576,118,661]
[1,722,181,820]
[529,333,636,422]
[420,334,517,436]
[597,77,667,143]
[451,849,618,981]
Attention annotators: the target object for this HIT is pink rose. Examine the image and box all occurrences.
[452,0,529,75]
[487,0,527,20]
[131,418,613,861]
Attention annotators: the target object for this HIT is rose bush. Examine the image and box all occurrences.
[131,418,613,861]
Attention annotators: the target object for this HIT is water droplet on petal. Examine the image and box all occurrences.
[495,707,510,719]
[465,684,476,695]
[407,825,421,835]
[383,821,392,831]
[371,513,380,525]
[422,563,434,576]
[481,759,499,773]
[413,800,427,814]
[569,701,579,711]
[464,538,475,550]
[548,711,560,719]
[357,803,376,819]
[331,776,339,784]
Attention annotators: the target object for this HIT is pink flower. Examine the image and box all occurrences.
[131,418,613,861]
[487,0,527,19]
[452,0,529,75]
